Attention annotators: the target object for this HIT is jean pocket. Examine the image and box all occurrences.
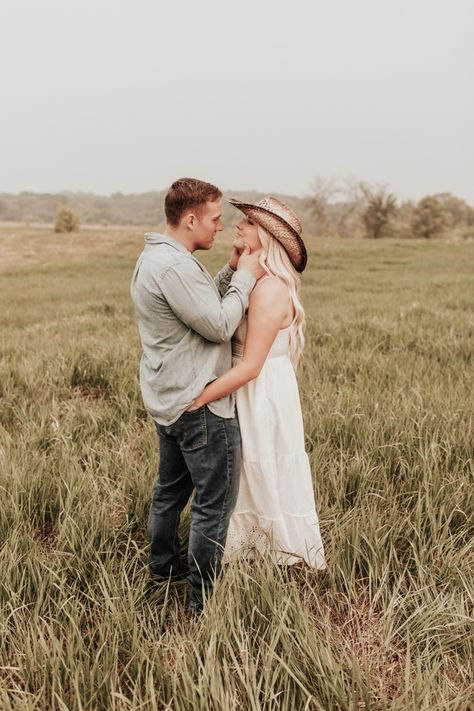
[179,406,208,452]
[155,423,175,443]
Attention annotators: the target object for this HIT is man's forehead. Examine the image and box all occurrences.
[204,199,222,218]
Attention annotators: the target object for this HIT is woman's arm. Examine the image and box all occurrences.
[187,278,290,410]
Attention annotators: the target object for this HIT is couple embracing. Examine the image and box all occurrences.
[131,178,325,612]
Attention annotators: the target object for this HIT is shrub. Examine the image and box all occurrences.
[54,206,80,233]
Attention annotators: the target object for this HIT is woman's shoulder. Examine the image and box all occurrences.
[252,275,288,299]
[248,275,290,317]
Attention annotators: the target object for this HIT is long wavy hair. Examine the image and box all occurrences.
[256,224,305,368]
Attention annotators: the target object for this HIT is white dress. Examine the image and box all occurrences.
[223,312,326,569]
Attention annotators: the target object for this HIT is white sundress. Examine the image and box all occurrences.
[223,307,326,569]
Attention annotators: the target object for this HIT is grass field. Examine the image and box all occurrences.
[1,225,473,710]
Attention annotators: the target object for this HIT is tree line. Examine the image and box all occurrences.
[1,184,473,240]
[306,179,474,241]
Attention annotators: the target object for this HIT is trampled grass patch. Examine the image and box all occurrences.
[0,226,473,709]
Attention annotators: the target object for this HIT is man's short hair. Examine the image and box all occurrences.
[165,178,222,227]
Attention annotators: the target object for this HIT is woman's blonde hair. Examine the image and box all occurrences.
[257,225,305,368]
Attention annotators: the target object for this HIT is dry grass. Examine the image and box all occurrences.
[0,223,146,268]
[1,225,473,710]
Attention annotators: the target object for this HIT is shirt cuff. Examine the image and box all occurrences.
[231,268,257,292]
[221,263,235,278]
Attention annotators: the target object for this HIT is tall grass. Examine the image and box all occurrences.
[0,228,473,709]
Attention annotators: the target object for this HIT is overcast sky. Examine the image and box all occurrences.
[1,0,473,202]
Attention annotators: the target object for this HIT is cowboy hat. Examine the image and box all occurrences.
[228,195,307,272]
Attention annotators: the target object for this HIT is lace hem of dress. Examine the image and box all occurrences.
[223,511,326,569]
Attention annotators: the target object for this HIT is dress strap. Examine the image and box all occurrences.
[254,275,274,288]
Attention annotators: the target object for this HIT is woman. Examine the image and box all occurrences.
[188,196,325,570]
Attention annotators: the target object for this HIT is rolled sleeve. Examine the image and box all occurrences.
[214,263,235,296]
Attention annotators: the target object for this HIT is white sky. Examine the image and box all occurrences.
[1,0,473,202]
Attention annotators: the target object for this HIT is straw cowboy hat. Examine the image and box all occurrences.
[228,196,307,272]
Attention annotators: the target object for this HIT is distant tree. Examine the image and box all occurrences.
[0,197,8,219]
[360,185,397,239]
[411,196,448,239]
[389,200,416,240]
[54,206,79,233]
[411,193,474,240]
[306,177,338,236]
[334,178,366,238]
[306,177,365,238]
[434,192,474,225]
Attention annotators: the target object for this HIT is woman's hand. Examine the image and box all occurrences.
[186,398,204,412]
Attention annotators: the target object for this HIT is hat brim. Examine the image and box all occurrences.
[227,198,307,272]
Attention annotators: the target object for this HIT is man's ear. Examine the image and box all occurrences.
[184,212,196,230]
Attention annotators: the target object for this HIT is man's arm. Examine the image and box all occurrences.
[160,259,255,343]
[215,242,242,296]
[214,263,235,297]
[187,277,290,410]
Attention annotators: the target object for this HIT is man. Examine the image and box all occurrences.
[130,178,263,611]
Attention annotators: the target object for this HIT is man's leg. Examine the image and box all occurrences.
[148,424,194,578]
[180,407,241,611]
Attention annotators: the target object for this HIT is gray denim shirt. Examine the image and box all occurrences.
[130,233,256,425]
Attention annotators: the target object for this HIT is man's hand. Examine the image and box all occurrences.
[237,244,266,281]
[229,237,245,270]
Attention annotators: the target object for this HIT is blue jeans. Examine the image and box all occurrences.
[148,406,241,610]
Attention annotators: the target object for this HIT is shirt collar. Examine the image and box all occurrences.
[144,232,191,255]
